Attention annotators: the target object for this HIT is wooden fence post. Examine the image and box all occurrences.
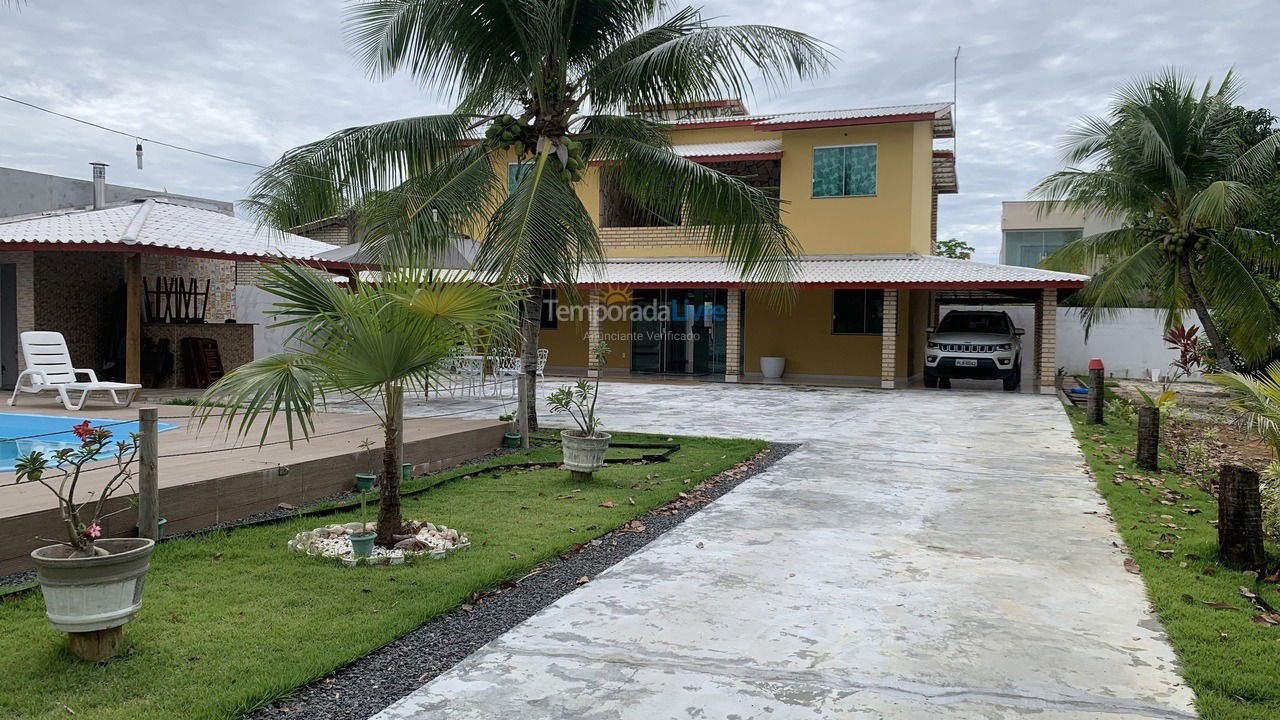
[136,407,159,540]
[1086,358,1105,425]
[517,374,530,450]
[1135,405,1160,471]
[1218,464,1267,572]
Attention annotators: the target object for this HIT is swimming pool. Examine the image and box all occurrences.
[0,413,179,471]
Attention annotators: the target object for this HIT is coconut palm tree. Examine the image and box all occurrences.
[1034,70,1280,371]
[247,0,832,427]
[197,261,516,546]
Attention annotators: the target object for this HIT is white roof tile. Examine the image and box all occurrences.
[671,139,782,158]
[578,254,1086,286]
[0,199,339,261]
[753,103,952,127]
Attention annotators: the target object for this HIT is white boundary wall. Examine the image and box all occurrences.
[942,305,1190,381]
[236,285,300,359]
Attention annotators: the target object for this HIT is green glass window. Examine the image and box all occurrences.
[508,162,534,194]
[832,289,884,334]
[812,145,877,198]
[1002,229,1083,268]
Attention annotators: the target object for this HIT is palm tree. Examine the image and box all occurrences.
[1206,363,1280,461]
[197,261,516,546]
[247,0,832,426]
[1034,70,1280,371]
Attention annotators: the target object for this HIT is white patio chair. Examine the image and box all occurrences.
[536,348,549,379]
[8,331,142,411]
[456,355,485,397]
[495,353,523,397]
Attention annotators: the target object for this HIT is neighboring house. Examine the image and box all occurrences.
[0,163,349,389]
[991,200,1186,380]
[530,101,1086,392]
[1000,201,1123,268]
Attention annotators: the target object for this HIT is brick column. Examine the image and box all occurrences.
[1037,288,1057,394]
[724,289,743,382]
[880,289,898,389]
[587,289,602,377]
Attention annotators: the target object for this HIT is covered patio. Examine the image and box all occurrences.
[0,195,350,391]
[536,254,1087,393]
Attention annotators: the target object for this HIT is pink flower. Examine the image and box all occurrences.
[84,523,102,539]
[71,420,93,442]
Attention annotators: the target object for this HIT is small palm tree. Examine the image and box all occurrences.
[1034,70,1280,371]
[247,0,832,427]
[197,261,516,546]
[1207,363,1280,461]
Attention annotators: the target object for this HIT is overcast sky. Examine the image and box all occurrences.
[1,0,1276,262]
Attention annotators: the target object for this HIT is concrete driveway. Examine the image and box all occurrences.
[373,382,1195,719]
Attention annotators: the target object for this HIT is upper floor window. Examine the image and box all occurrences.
[508,162,534,194]
[1003,228,1083,268]
[832,289,884,335]
[812,145,877,198]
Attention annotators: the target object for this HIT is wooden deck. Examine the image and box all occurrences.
[0,400,505,574]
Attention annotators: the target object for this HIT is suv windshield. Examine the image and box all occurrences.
[937,313,1011,334]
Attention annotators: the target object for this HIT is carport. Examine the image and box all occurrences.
[551,254,1087,391]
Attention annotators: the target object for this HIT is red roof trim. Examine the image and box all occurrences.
[754,112,937,132]
[0,241,356,270]
[576,280,1086,290]
[684,152,783,163]
[933,150,955,158]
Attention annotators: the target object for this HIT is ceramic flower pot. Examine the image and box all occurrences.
[560,430,611,473]
[760,356,786,379]
[30,537,155,633]
[349,530,377,558]
[355,473,376,492]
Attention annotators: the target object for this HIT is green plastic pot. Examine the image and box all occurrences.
[355,473,376,492]
[349,530,377,558]
[504,432,522,448]
[402,463,412,482]
[156,517,167,539]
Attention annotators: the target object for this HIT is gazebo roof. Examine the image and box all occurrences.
[0,198,342,264]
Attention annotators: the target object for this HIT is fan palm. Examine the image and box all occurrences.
[1206,363,1280,461]
[247,0,832,426]
[196,261,517,546]
[1034,70,1280,371]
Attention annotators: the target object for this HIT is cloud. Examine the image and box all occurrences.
[2,0,1277,262]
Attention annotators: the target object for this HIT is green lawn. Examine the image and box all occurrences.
[1066,407,1280,719]
[0,432,764,720]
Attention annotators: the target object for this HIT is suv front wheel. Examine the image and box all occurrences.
[1002,361,1022,392]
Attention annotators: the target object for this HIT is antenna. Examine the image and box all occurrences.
[953,46,961,159]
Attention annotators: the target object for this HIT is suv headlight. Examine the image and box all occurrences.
[997,343,1013,351]
[927,341,941,349]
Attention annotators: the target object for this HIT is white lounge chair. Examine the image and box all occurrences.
[9,331,141,411]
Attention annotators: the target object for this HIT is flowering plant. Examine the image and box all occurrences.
[13,421,141,557]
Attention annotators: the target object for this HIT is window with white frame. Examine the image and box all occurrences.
[812,144,877,198]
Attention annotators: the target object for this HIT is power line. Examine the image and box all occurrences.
[0,93,271,170]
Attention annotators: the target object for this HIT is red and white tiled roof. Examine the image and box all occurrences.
[671,139,783,161]
[670,102,954,137]
[0,198,341,261]
[577,254,1086,288]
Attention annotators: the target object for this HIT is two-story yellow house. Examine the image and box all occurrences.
[529,100,1085,393]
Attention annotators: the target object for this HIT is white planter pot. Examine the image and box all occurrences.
[561,430,611,472]
[760,356,786,379]
[30,537,155,633]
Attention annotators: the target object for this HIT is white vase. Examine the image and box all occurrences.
[30,537,154,633]
[760,356,786,379]
[561,430,611,472]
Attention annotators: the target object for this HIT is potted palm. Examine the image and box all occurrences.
[355,438,377,492]
[14,421,154,661]
[549,343,611,479]
[350,484,377,559]
[499,413,521,448]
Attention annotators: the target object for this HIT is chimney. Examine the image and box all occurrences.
[90,162,108,209]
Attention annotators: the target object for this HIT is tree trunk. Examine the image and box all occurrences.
[520,280,544,431]
[1136,405,1160,470]
[1177,259,1236,372]
[1217,463,1266,572]
[376,385,403,546]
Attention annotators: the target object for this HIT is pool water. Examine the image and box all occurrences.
[0,413,179,471]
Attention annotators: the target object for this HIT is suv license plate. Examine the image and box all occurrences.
[955,359,978,367]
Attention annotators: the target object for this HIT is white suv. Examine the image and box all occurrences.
[924,310,1024,391]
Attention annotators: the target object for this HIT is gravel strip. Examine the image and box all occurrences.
[244,441,799,720]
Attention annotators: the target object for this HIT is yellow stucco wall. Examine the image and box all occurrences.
[743,287,882,378]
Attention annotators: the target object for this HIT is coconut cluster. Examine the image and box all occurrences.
[484,113,586,183]
[1136,218,1211,257]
